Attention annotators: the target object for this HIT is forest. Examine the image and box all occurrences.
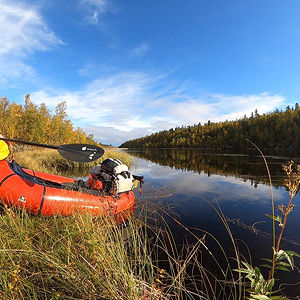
[120,104,300,150]
[0,95,98,146]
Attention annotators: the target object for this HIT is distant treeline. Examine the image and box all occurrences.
[120,104,300,149]
[127,148,287,188]
[0,95,98,146]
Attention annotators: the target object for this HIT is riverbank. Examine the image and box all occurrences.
[0,207,167,299]
[0,149,206,299]
[1,148,296,299]
[13,147,133,176]
[0,149,167,299]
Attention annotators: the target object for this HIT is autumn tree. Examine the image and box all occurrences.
[0,96,98,146]
[120,103,300,150]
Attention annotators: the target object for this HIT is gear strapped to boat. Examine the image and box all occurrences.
[88,158,135,195]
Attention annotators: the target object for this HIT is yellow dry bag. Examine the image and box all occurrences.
[0,140,10,160]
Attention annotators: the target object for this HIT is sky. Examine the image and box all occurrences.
[1,0,300,146]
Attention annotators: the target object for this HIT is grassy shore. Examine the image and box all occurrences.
[1,149,211,299]
[0,207,180,300]
[13,148,133,176]
[5,148,286,299]
[0,203,241,300]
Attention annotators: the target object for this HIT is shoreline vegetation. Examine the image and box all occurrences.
[0,148,297,299]
[13,147,133,176]
[1,148,227,299]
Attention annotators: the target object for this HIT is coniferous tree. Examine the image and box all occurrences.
[120,103,300,150]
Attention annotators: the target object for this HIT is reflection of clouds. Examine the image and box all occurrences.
[130,158,178,179]
[130,154,300,260]
[131,157,288,206]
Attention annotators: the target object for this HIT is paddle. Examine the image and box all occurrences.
[0,138,105,162]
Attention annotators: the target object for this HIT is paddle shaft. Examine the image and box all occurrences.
[0,138,105,162]
[0,138,58,149]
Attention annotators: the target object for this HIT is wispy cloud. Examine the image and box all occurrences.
[0,0,62,80]
[30,71,287,146]
[31,71,156,127]
[80,0,117,24]
[129,42,150,57]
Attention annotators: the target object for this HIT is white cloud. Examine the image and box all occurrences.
[31,71,157,130]
[0,0,62,80]
[30,71,287,146]
[83,125,150,146]
[129,42,150,57]
[80,0,117,24]
[166,92,286,125]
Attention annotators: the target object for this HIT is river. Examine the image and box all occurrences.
[125,148,300,298]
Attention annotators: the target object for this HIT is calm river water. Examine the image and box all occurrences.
[125,148,300,298]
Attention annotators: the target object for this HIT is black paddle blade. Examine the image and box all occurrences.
[57,144,105,162]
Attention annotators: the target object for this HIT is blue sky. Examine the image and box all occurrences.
[1,0,300,146]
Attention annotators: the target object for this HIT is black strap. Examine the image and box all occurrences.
[9,161,64,188]
[38,184,47,215]
[8,160,105,196]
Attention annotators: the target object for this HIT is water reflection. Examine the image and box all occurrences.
[127,149,300,297]
[128,149,299,236]
[128,148,300,188]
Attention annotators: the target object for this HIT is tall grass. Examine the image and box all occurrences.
[0,204,232,300]
[3,148,245,299]
[13,148,133,176]
[0,208,159,299]
[235,142,300,299]
[2,148,222,299]
[134,200,243,300]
